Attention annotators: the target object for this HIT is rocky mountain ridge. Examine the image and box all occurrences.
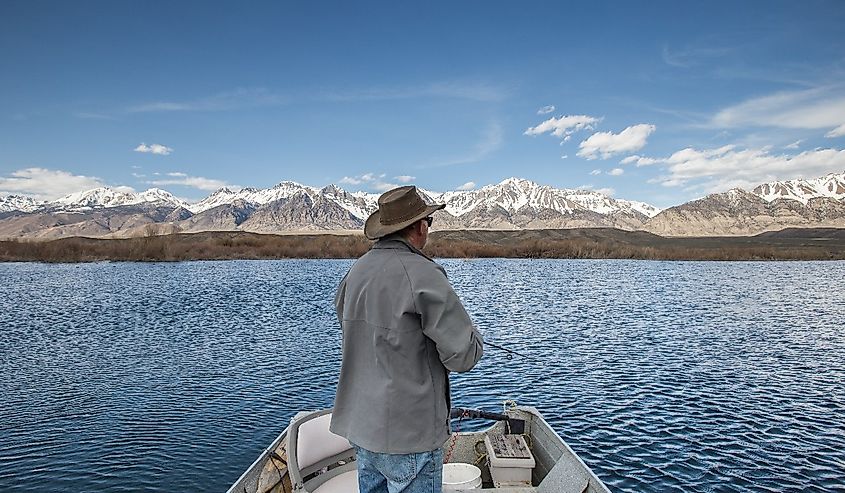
[1,173,843,238]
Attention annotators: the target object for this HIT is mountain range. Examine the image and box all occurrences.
[1,173,843,239]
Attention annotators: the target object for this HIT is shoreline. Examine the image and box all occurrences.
[2,228,845,262]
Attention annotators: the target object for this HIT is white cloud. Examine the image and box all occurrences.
[652,144,845,192]
[146,173,230,191]
[0,168,118,201]
[537,105,555,115]
[131,172,146,178]
[826,124,845,138]
[372,181,399,192]
[338,172,401,192]
[456,181,476,191]
[577,124,656,160]
[394,175,416,183]
[524,115,601,140]
[620,155,661,166]
[608,168,624,176]
[784,140,803,149]
[711,86,845,129]
[589,169,602,176]
[134,143,173,155]
[560,155,568,159]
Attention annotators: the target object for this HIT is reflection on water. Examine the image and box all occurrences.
[1,259,844,492]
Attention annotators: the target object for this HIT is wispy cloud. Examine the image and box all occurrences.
[456,181,476,191]
[607,168,624,176]
[0,168,117,201]
[826,123,845,138]
[128,88,289,113]
[577,124,656,160]
[122,80,507,115]
[338,172,397,192]
[319,81,508,103]
[524,114,601,141]
[394,175,416,183]
[710,86,845,129]
[339,176,364,185]
[430,122,503,167]
[661,44,733,68]
[784,140,804,149]
[146,172,230,191]
[589,169,601,176]
[537,105,555,115]
[75,112,116,120]
[134,143,173,155]
[649,144,845,192]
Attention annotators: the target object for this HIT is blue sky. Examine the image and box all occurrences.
[1,1,844,208]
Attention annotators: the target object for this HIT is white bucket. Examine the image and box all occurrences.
[442,463,482,490]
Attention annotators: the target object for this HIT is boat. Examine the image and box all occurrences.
[227,404,611,492]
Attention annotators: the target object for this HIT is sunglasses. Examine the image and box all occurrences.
[424,216,433,227]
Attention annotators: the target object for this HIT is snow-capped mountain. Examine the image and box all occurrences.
[752,173,845,204]
[47,187,188,211]
[3,172,845,238]
[189,181,323,213]
[431,178,661,218]
[646,183,845,236]
[0,195,43,213]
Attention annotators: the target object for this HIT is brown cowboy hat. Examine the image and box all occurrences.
[364,186,445,240]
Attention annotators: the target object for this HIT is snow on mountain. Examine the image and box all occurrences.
[0,195,43,213]
[188,177,662,221]
[430,177,661,218]
[752,172,845,204]
[320,184,377,220]
[47,187,188,211]
[2,177,663,225]
[617,200,662,218]
[189,181,322,213]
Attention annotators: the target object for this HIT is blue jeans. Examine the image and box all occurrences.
[353,444,443,493]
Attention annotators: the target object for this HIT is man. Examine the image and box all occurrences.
[331,185,484,493]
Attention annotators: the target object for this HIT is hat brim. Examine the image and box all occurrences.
[364,203,445,240]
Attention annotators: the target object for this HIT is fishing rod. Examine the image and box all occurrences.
[483,340,537,361]
[290,294,537,362]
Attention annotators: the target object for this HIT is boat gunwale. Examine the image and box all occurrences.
[226,425,291,493]
[226,406,610,493]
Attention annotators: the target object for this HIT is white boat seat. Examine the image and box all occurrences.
[288,410,358,493]
[312,468,358,493]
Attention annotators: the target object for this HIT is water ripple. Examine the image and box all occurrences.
[2,259,845,492]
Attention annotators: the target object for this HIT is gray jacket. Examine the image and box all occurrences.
[330,236,483,454]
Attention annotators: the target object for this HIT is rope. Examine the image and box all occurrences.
[444,409,469,463]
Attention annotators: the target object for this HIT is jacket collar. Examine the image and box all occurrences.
[372,234,434,262]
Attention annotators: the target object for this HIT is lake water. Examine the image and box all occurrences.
[1,259,844,492]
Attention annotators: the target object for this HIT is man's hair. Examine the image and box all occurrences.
[398,218,423,238]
